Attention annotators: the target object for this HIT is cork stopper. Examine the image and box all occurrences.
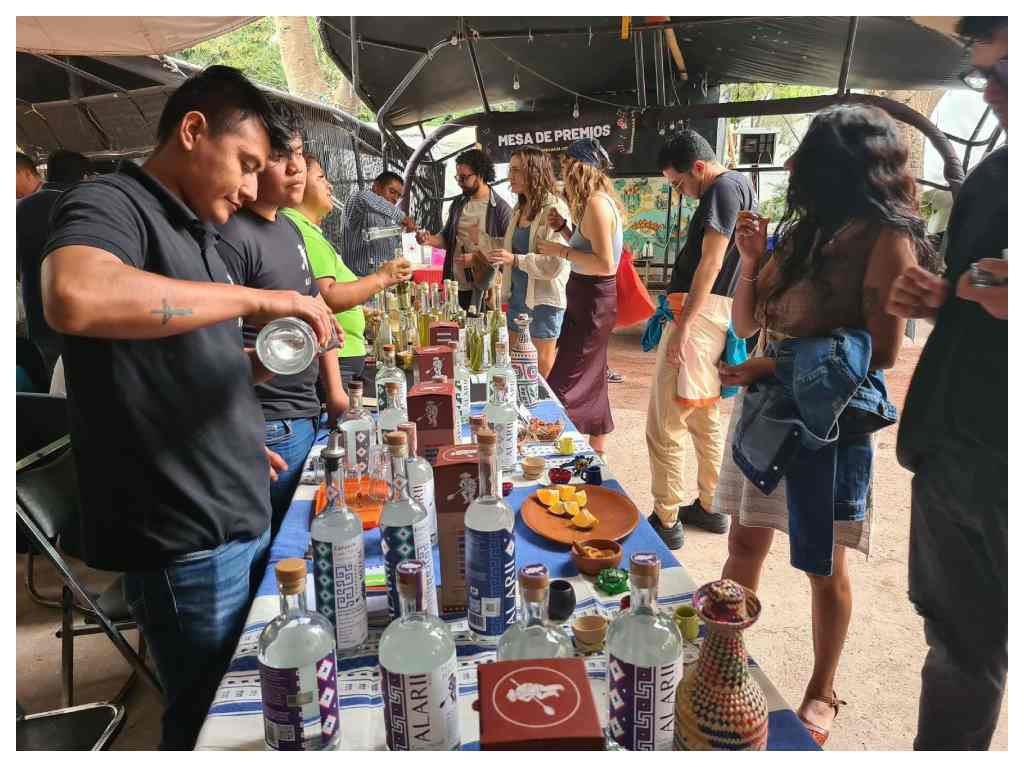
[495,342,507,356]
[492,374,507,389]
[348,379,363,396]
[383,344,395,354]
[519,564,549,602]
[385,431,407,447]
[469,415,486,429]
[385,381,400,394]
[398,422,418,454]
[432,374,449,384]
[476,427,497,455]
[629,552,660,587]
[396,560,425,598]
[275,558,307,595]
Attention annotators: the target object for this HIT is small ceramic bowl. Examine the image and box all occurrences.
[571,538,623,576]
[521,456,546,480]
[548,467,573,485]
[572,614,608,648]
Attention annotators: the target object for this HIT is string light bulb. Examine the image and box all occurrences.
[513,69,520,91]
[572,98,580,119]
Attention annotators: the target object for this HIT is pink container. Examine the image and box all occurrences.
[431,247,446,267]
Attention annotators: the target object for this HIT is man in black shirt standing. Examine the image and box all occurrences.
[645,130,756,549]
[217,99,347,532]
[41,66,335,749]
[17,150,93,377]
[886,16,1007,750]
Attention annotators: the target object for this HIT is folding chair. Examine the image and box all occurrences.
[17,701,125,751]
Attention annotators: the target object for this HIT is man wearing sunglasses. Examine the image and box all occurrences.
[885,16,1007,750]
[417,148,511,310]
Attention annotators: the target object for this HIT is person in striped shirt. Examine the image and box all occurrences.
[340,171,416,277]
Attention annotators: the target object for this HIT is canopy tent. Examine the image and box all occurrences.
[318,16,970,129]
[16,16,259,56]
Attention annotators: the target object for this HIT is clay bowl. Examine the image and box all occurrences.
[571,538,624,576]
[521,456,546,481]
[572,614,609,648]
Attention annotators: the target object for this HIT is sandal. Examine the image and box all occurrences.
[798,690,847,747]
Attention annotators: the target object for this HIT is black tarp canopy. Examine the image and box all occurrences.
[319,16,970,129]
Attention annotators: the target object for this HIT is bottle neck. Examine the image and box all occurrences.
[489,387,508,407]
[347,393,365,417]
[406,433,418,458]
[629,578,658,615]
[324,459,345,509]
[398,589,424,619]
[279,587,308,616]
[386,392,401,411]
[390,451,412,501]
[477,448,501,499]
[522,591,548,626]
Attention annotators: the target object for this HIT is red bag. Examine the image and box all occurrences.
[615,248,656,328]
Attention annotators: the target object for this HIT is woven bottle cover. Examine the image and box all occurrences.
[432,374,449,384]
[476,428,497,454]
[275,558,307,595]
[519,564,549,602]
[699,578,756,625]
[629,552,660,588]
[398,422,418,454]
[385,430,408,458]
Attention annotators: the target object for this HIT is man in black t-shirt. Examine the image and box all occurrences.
[886,16,1007,750]
[217,100,347,532]
[41,66,336,749]
[645,130,756,550]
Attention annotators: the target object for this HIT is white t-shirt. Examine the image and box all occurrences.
[454,199,488,289]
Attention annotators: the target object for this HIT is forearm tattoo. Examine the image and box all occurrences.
[151,298,194,325]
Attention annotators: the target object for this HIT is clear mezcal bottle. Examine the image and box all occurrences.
[398,421,437,546]
[606,553,682,751]
[378,430,438,619]
[374,343,407,414]
[258,558,341,751]
[483,374,518,481]
[496,564,573,661]
[377,381,407,446]
[338,380,376,503]
[448,340,471,441]
[309,432,367,655]
[486,341,519,411]
[378,560,461,750]
[464,428,516,644]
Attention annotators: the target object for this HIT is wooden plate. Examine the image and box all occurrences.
[520,486,639,545]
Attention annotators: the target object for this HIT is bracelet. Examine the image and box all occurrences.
[738,273,757,283]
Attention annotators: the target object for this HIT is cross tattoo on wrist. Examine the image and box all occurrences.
[151,298,193,325]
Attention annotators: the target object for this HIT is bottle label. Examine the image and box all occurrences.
[456,377,471,419]
[311,535,368,651]
[489,419,517,473]
[466,528,516,637]
[409,477,437,537]
[260,650,339,751]
[342,425,373,477]
[382,654,460,751]
[376,380,408,413]
[382,518,438,619]
[607,655,680,751]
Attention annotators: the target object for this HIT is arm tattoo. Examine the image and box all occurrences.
[151,299,193,325]
[863,286,880,316]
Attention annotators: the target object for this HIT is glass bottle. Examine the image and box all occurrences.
[378,560,460,751]
[483,374,518,481]
[486,341,518,411]
[399,422,437,546]
[463,428,516,644]
[378,382,407,446]
[258,558,341,751]
[378,431,438,619]
[449,340,471,441]
[497,564,573,661]
[417,283,431,347]
[386,291,401,338]
[309,432,367,655]
[338,381,376,502]
[510,313,540,408]
[363,224,405,242]
[606,553,683,751]
[375,344,406,414]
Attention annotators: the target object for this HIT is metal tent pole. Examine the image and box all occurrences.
[837,17,860,94]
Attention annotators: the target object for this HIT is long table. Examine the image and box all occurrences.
[196,380,819,751]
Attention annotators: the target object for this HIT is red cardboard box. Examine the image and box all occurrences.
[414,345,454,384]
[429,321,460,347]
[477,658,605,750]
[407,380,458,454]
[433,444,479,614]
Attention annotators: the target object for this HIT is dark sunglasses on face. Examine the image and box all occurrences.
[961,56,1008,91]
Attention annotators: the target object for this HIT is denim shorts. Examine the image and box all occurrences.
[507,302,566,340]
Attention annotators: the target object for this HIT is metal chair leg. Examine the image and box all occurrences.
[110,631,148,706]
[61,586,74,708]
[25,550,62,609]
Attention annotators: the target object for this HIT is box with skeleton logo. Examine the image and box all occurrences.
[414,344,455,383]
[477,658,605,750]
[407,380,457,460]
[434,443,479,615]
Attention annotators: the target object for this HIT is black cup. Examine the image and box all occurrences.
[548,579,577,623]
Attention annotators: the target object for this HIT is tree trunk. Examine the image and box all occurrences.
[867,89,947,179]
[274,16,332,102]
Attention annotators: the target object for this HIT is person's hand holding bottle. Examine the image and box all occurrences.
[377,257,413,289]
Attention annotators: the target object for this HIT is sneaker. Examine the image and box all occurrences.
[647,513,685,550]
[678,498,729,534]
[607,368,625,383]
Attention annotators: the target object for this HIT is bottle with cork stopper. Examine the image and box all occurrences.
[378,381,406,444]
[496,563,573,660]
[449,339,471,439]
[374,343,406,413]
[483,373,517,481]
[469,414,486,444]
[463,428,516,644]
[399,421,437,545]
[486,340,518,410]
[378,431,438,619]
[257,558,341,750]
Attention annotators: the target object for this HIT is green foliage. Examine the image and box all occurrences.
[176,18,289,91]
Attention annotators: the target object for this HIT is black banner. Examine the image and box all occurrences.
[476,108,637,165]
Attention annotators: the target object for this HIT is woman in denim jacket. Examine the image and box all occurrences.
[713,105,932,745]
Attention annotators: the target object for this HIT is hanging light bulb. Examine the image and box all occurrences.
[513,69,520,91]
[572,98,580,120]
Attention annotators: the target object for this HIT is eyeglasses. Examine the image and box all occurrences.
[960,57,1008,91]
[455,173,476,183]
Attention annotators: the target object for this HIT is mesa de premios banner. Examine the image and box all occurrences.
[477,108,637,165]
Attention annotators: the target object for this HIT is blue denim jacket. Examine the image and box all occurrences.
[732,328,897,575]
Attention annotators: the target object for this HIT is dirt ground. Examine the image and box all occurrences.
[603,324,1009,751]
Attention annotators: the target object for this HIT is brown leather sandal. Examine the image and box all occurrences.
[798,690,847,747]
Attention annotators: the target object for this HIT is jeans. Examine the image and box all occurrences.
[265,417,319,536]
[909,448,1007,749]
[123,529,271,749]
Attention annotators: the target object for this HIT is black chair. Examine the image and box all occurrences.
[17,702,125,751]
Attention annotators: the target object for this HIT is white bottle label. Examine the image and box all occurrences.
[260,650,339,751]
[382,654,460,751]
[410,477,437,539]
[382,516,438,619]
[489,419,517,473]
[311,536,368,651]
[607,655,681,751]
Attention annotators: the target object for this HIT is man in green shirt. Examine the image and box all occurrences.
[282,154,411,389]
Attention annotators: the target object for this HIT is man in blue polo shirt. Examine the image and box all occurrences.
[41,65,336,749]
